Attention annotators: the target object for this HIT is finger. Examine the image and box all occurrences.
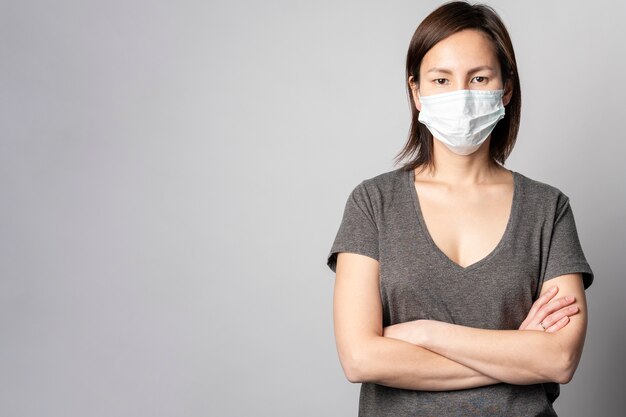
[545,316,569,333]
[541,305,579,329]
[527,286,559,318]
[520,286,560,328]
[520,289,558,329]
[535,295,576,324]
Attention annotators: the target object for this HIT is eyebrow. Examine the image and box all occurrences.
[426,65,495,74]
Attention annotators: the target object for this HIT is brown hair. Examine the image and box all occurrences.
[394,1,521,174]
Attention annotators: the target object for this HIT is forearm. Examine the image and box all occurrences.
[351,335,502,391]
[419,321,567,384]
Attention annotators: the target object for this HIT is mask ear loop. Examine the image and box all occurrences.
[410,76,421,102]
[415,85,423,108]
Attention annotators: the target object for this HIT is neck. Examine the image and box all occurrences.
[417,137,505,186]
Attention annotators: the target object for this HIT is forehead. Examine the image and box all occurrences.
[421,29,500,73]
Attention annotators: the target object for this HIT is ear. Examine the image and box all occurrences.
[408,75,422,111]
[502,77,514,106]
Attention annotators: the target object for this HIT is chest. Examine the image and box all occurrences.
[375,170,549,329]
[414,181,514,269]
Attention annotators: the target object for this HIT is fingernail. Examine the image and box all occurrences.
[549,286,557,292]
[565,296,575,302]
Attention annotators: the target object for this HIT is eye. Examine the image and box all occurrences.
[472,76,488,83]
[433,78,448,85]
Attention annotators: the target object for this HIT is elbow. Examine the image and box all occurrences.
[554,351,578,384]
[340,348,371,384]
[342,353,366,383]
[344,367,363,384]
[554,367,574,385]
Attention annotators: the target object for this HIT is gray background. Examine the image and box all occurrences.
[1,0,624,416]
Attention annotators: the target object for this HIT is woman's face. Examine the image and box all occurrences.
[409,28,513,110]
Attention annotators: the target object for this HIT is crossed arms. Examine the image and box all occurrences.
[333,252,588,391]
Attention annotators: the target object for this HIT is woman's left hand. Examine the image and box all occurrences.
[518,285,578,333]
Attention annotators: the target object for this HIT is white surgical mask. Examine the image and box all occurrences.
[417,89,505,155]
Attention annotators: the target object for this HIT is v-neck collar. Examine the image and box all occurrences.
[406,167,522,273]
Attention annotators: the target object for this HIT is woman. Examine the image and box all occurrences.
[325,1,594,416]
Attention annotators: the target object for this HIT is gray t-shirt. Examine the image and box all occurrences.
[326,166,594,417]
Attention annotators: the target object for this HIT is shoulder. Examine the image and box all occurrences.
[517,170,565,197]
[342,167,409,221]
[354,167,408,202]
[515,170,570,213]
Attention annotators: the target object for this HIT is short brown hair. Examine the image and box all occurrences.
[394,1,521,173]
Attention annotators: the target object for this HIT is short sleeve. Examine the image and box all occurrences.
[326,182,380,273]
[543,194,594,290]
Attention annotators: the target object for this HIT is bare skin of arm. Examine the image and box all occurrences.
[333,252,579,390]
[383,273,587,385]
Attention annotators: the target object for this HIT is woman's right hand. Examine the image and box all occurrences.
[518,285,579,333]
